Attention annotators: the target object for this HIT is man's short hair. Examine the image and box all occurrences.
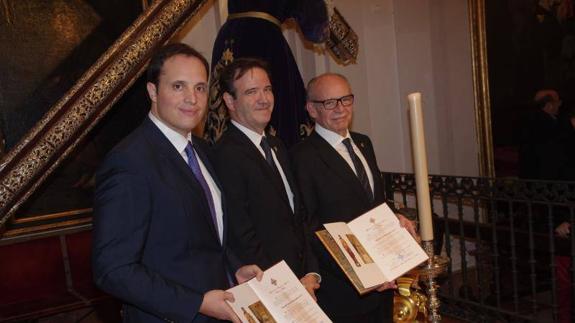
[533,89,559,110]
[146,43,209,86]
[219,58,271,98]
[534,94,555,110]
[306,73,350,100]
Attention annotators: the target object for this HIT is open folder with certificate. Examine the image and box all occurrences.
[226,261,332,323]
[316,203,428,295]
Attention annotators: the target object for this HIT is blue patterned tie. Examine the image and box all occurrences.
[184,142,218,233]
[342,138,373,202]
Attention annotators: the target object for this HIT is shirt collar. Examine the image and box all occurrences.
[314,123,351,148]
[148,112,191,154]
[231,120,266,147]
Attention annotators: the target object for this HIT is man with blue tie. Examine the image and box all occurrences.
[92,43,262,323]
[212,58,321,300]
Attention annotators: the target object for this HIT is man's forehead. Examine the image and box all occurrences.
[161,54,207,72]
[535,89,559,101]
[313,76,350,96]
[158,74,207,86]
[234,67,271,85]
[157,74,208,86]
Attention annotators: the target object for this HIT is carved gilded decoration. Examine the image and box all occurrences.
[0,0,208,229]
[326,7,358,65]
[468,0,494,177]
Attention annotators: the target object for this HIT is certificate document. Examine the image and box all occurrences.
[317,203,428,294]
[226,261,332,323]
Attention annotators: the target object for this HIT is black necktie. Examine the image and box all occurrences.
[260,137,289,199]
[260,136,276,169]
[342,138,373,202]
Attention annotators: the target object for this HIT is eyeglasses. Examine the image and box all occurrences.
[310,94,354,110]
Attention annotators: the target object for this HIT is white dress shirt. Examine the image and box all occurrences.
[149,112,224,242]
[314,124,374,194]
[231,120,295,212]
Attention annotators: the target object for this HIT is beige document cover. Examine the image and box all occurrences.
[316,203,428,295]
[226,261,332,323]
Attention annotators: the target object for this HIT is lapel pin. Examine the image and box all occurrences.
[360,142,365,148]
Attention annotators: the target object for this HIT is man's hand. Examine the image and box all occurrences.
[555,222,571,239]
[235,265,264,284]
[300,274,321,301]
[398,214,419,240]
[199,290,240,323]
[376,280,397,292]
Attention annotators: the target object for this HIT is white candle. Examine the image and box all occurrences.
[407,92,434,241]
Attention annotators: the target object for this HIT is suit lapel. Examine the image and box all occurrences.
[309,131,371,204]
[228,125,292,208]
[142,119,221,241]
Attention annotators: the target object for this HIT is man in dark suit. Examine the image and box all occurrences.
[92,43,262,323]
[519,89,566,180]
[213,58,321,299]
[290,73,416,323]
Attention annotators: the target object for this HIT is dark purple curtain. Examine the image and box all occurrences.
[206,0,328,147]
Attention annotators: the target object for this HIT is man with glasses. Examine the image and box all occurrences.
[291,73,415,322]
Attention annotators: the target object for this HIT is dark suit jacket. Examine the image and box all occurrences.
[92,118,240,323]
[213,123,317,277]
[519,109,567,180]
[290,130,392,320]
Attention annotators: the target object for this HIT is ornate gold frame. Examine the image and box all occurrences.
[0,0,208,236]
[468,0,494,177]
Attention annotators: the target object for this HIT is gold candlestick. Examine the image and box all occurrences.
[416,241,449,322]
